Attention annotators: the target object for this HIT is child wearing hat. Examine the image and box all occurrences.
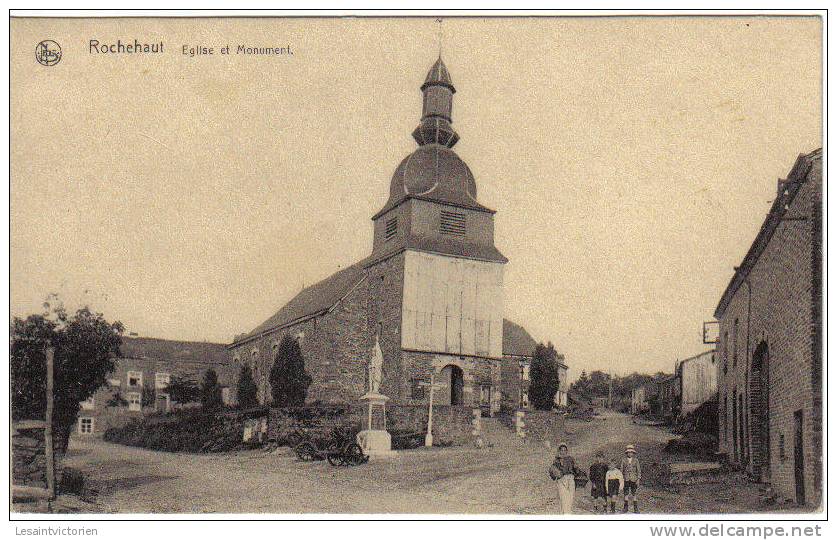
[619,444,642,513]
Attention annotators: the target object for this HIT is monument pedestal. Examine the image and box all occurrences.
[357,392,395,458]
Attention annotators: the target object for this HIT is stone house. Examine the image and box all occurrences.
[229,57,565,417]
[714,148,822,507]
[630,381,658,414]
[678,350,718,417]
[75,337,234,435]
[656,375,681,420]
[499,320,568,411]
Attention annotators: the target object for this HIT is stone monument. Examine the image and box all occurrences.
[356,335,395,457]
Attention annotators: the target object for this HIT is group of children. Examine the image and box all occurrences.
[588,445,642,514]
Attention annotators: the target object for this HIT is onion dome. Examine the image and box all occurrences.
[373,57,492,219]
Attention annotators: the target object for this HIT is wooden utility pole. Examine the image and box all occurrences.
[45,347,55,500]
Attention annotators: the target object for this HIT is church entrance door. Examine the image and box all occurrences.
[440,365,464,405]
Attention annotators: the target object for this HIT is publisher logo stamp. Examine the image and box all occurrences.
[35,40,62,66]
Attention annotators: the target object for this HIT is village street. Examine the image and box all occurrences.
[58,412,770,515]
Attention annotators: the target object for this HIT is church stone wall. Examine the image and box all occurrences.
[366,252,406,401]
[401,350,501,412]
[231,275,370,406]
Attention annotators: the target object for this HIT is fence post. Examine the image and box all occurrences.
[515,409,526,440]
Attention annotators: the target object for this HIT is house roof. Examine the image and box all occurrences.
[120,337,230,366]
[233,262,542,360]
[714,148,822,318]
[502,319,538,358]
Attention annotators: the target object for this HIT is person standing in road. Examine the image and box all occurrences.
[549,443,580,514]
[589,451,609,513]
[604,459,624,514]
[620,444,642,513]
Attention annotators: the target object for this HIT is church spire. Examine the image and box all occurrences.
[412,56,459,148]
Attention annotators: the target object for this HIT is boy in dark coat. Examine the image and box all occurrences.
[589,451,609,513]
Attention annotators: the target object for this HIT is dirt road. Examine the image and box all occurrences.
[59,411,767,515]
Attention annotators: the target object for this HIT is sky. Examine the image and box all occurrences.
[10,16,822,380]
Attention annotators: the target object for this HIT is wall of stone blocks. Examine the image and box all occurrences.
[12,427,65,491]
[231,276,371,406]
[266,403,473,447]
[401,350,502,412]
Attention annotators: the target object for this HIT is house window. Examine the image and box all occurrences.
[78,417,94,435]
[521,363,530,381]
[385,217,398,241]
[779,433,786,461]
[108,378,121,387]
[128,392,142,412]
[127,371,143,388]
[521,392,530,409]
[440,210,466,237]
[155,372,170,390]
[80,396,95,410]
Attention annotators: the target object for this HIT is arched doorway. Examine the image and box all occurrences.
[440,365,464,405]
[750,341,770,481]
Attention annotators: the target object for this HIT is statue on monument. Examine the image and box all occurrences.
[369,334,384,394]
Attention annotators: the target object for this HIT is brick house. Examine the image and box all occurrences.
[75,337,234,435]
[714,148,822,507]
[229,57,565,416]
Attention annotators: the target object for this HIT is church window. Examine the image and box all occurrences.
[411,378,426,400]
[732,319,739,368]
[440,210,466,237]
[385,217,398,241]
[779,433,786,461]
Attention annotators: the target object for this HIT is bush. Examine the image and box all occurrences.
[103,410,252,453]
[201,369,224,413]
[237,364,259,409]
[59,467,85,496]
[269,336,312,407]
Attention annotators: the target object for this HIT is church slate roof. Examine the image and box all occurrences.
[233,260,532,356]
[373,145,494,219]
[234,260,368,344]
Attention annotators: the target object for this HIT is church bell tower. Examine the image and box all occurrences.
[366,56,506,410]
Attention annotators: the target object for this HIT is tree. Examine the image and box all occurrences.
[269,335,312,407]
[528,342,561,410]
[11,300,123,451]
[141,380,156,408]
[237,364,259,409]
[166,375,201,405]
[201,369,224,413]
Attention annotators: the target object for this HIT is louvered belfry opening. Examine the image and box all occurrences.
[440,210,466,237]
[385,217,398,241]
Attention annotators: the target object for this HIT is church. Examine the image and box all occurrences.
[229,57,566,415]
